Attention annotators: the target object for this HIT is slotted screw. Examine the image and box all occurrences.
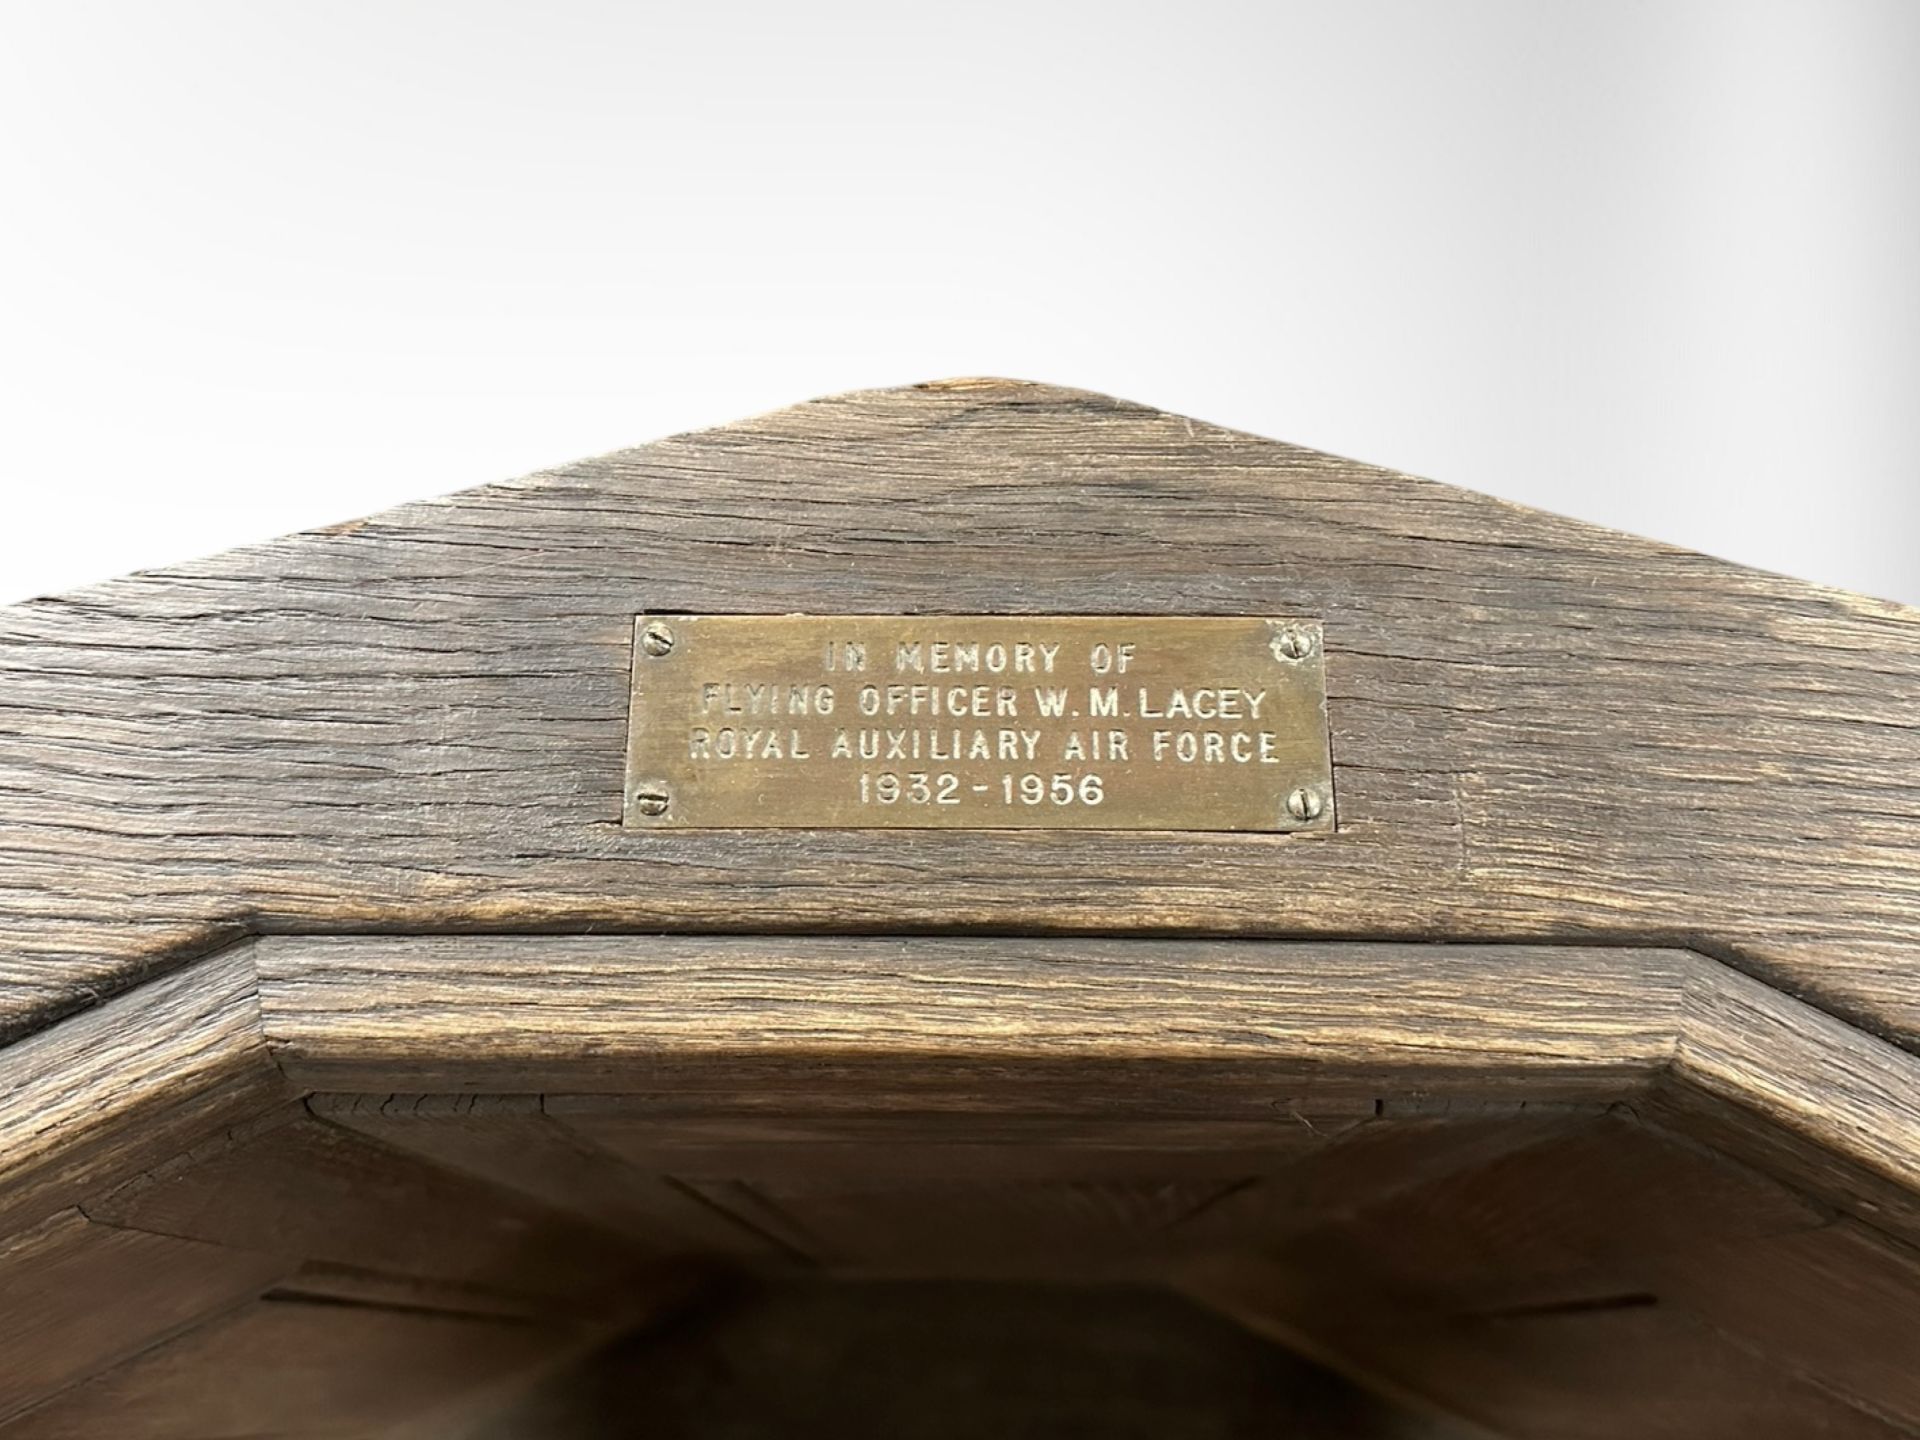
[1271,626,1318,662]
[1287,787,1326,823]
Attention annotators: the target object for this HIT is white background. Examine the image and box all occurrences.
[2,1,1915,606]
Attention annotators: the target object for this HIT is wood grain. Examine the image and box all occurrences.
[0,1209,285,1425]
[86,1105,657,1311]
[1673,961,1920,1206]
[1184,1258,1912,1440]
[0,929,1916,1432]
[1180,1111,1829,1310]
[1358,1302,1907,1440]
[264,1257,573,1323]
[255,935,1688,1100]
[542,1106,1361,1184]
[5,376,1920,1437]
[0,1296,563,1439]
[1,379,1916,1048]
[311,1093,785,1259]
[253,935,1920,1237]
[1333,1114,1828,1302]
[1642,1218,1920,1428]
[0,943,288,1235]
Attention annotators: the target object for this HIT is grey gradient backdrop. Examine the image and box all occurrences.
[1,1,1915,605]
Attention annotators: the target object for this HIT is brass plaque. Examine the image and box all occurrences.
[623,615,1334,832]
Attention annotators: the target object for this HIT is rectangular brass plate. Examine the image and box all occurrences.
[623,615,1334,831]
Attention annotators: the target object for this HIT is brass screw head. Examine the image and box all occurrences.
[640,622,676,657]
[1286,787,1326,823]
[631,787,671,817]
[1271,626,1317,662]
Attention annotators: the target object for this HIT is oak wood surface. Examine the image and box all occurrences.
[1,934,1919,1436]
[0,944,290,1235]
[1184,1111,1829,1309]
[1183,1254,1915,1440]
[2,379,1917,1047]
[0,1297,563,1440]
[87,1104,656,1310]
[309,1093,785,1259]
[0,1209,286,1425]
[256,935,1687,1099]
[4,378,1920,1437]
[1335,1300,1905,1440]
[252,934,1920,1245]
[1640,1218,1920,1426]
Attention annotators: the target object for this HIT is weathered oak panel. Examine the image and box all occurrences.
[0,1209,285,1425]
[2,380,1917,1048]
[88,1106,655,1309]
[0,1298,562,1439]
[5,379,1920,1437]
[312,1093,785,1259]
[1185,1258,1909,1440]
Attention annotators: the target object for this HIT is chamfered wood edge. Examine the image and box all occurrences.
[0,941,292,1236]
[7,931,1918,1212]
[251,935,1920,1213]
[253,936,1691,1098]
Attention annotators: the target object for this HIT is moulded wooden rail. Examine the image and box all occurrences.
[7,934,1920,1240]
